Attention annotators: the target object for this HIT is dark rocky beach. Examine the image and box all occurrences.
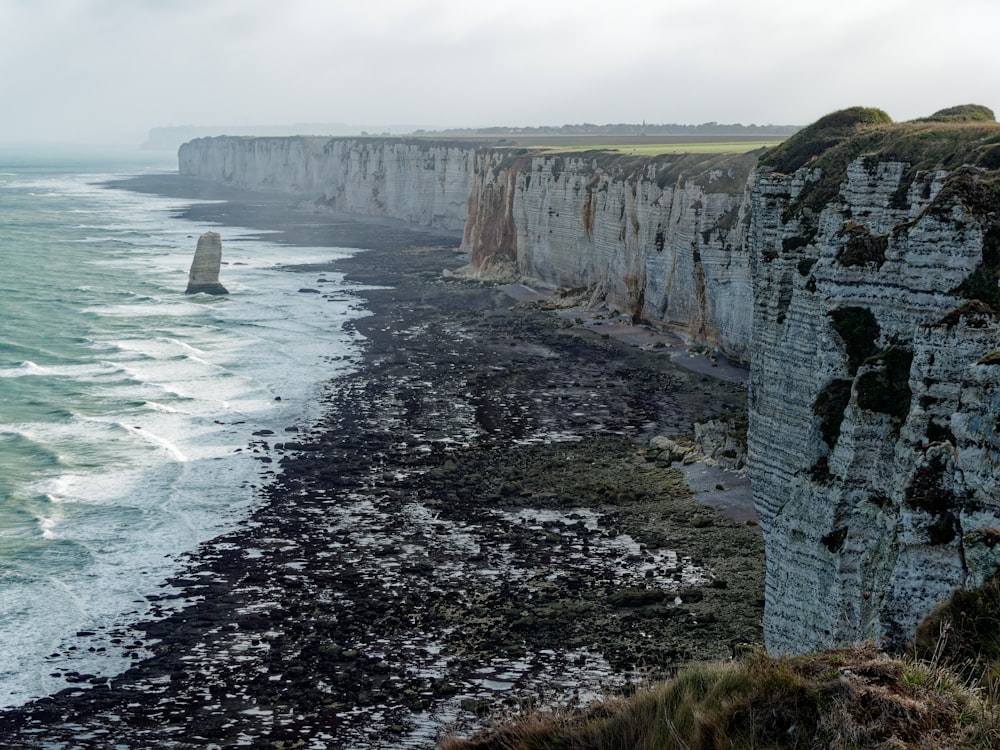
[0,176,764,749]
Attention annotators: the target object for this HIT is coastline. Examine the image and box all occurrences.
[0,175,763,748]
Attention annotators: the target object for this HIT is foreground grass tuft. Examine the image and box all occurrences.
[441,644,1000,749]
[914,571,1000,689]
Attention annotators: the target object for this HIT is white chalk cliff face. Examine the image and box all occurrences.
[185,231,228,295]
[178,136,478,232]
[461,150,757,362]
[747,118,1000,654]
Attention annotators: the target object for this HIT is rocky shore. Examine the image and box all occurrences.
[0,177,763,749]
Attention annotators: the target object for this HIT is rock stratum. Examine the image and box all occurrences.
[458,149,758,362]
[178,110,1000,655]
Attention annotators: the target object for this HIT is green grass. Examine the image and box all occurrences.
[525,140,783,156]
[441,644,1000,749]
[756,106,1000,222]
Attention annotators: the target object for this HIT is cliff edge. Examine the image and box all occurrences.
[178,136,482,232]
[747,107,1000,653]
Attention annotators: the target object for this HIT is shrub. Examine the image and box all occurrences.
[913,571,1000,687]
[919,104,996,123]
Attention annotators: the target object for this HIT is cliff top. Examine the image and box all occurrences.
[759,105,1000,222]
[760,105,1000,175]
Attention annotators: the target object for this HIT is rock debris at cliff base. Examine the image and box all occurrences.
[0,180,762,749]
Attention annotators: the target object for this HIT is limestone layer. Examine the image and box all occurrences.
[185,231,228,295]
[179,136,757,361]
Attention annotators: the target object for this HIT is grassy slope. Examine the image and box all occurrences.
[528,140,784,156]
[442,645,1000,749]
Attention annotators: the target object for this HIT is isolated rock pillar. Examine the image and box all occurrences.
[185,231,229,294]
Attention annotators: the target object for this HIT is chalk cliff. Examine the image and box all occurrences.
[178,136,480,232]
[746,108,1000,654]
[179,136,757,360]
[461,150,757,362]
[175,111,1000,656]
[185,231,228,295]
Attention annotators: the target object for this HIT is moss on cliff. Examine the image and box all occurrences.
[814,378,853,448]
[955,225,1000,311]
[835,222,889,268]
[829,306,880,373]
[856,346,914,423]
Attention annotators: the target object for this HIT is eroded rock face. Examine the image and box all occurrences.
[747,153,1000,654]
[185,231,228,295]
[461,151,757,362]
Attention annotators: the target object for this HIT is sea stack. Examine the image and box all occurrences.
[185,231,229,295]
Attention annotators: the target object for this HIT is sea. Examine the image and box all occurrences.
[0,147,366,708]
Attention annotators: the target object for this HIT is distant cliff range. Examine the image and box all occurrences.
[142,124,368,151]
[145,122,801,152]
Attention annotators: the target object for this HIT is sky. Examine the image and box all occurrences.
[0,0,997,144]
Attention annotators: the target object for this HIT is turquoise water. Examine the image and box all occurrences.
[0,149,365,706]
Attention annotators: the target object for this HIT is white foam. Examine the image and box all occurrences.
[0,163,369,707]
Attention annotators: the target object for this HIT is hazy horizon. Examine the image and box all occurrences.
[1,0,997,148]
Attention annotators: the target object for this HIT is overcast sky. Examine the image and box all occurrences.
[1,0,997,144]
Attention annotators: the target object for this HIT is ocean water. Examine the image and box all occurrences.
[0,148,366,707]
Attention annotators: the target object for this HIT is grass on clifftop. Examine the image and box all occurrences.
[441,644,1000,749]
[528,140,783,156]
[914,571,1000,689]
[442,576,1000,749]
[758,104,1000,221]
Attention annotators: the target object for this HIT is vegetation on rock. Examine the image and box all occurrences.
[920,104,997,123]
[955,225,1000,311]
[836,222,889,268]
[813,378,854,449]
[855,346,914,424]
[829,306,881,373]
